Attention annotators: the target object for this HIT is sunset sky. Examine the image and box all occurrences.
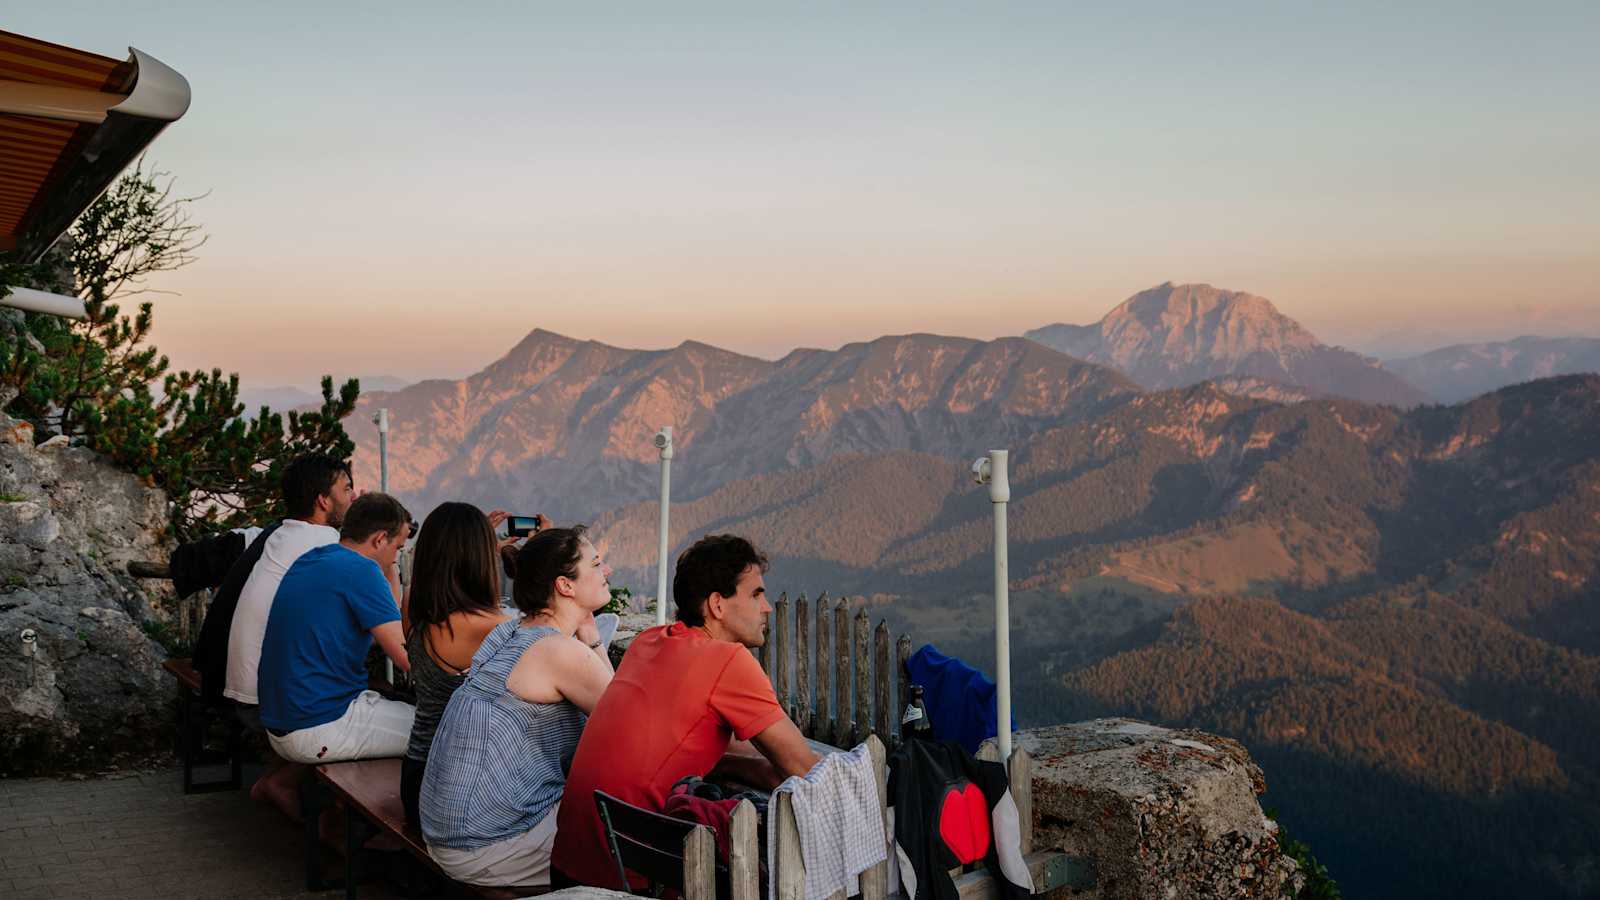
[15,2,1599,388]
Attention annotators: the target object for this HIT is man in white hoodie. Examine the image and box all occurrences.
[224,454,357,711]
[221,454,355,815]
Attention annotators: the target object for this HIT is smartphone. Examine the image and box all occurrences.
[506,514,545,537]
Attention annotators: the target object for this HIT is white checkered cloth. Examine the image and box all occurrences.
[767,742,888,900]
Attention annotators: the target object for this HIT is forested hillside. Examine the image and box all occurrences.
[591,374,1600,899]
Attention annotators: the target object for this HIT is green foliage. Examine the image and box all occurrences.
[602,585,632,615]
[1266,808,1340,899]
[141,618,193,657]
[1,161,359,541]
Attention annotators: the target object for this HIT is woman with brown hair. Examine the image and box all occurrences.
[399,502,520,825]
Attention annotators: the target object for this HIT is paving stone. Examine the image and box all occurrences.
[0,768,403,899]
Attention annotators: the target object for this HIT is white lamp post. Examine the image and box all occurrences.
[374,407,392,683]
[374,408,390,494]
[653,427,674,625]
[972,449,1012,760]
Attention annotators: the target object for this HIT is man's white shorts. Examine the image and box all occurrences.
[268,690,416,764]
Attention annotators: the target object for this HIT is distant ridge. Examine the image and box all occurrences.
[1026,282,1430,407]
[238,374,411,416]
[341,328,1139,520]
[1387,335,1600,403]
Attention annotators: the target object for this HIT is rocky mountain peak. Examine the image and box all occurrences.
[1027,283,1429,407]
[1100,282,1321,366]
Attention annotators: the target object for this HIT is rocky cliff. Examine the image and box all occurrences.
[0,404,175,774]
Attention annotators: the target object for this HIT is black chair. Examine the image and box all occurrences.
[593,790,730,898]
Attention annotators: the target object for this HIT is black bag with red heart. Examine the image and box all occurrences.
[888,739,1034,900]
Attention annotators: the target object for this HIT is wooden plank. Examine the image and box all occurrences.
[760,615,772,681]
[834,600,850,747]
[952,851,1094,898]
[976,743,999,763]
[895,633,912,748]
[682,824,717,900]
[859,735,889,900]
[728,799,759,900]
[774,592,789,714]
[127,560,170,579]
[815,592,831,743]
[853,607,870,747]
[1009,747,1033,854]
[774,791,805,900]
[795,593,810,736]
[873,620,891,746]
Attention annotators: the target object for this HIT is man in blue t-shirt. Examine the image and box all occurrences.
[259,492,415,764]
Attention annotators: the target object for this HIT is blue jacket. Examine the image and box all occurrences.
[904,645,1015,753]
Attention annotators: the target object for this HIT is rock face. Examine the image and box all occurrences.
[1010,718,1299,900]
[0,408,175,774]
[1027,282,1430,407]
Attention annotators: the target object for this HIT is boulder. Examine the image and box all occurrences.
[1005,718,1301,899]
[0,409,175,774]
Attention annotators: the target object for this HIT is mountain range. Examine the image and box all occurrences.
[341,330,1135,520]
[341,282,1600,899]
[1026,282,1600,410]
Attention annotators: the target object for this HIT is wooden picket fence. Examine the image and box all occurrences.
[756,593,914,750]
[681,733,1079,900]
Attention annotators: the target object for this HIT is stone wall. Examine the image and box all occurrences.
[0,408,175,774]
[1011,719,1300,900]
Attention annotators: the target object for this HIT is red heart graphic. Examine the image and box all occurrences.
[936,782,991,864]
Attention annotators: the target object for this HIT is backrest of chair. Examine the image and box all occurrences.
[593,790,723,898]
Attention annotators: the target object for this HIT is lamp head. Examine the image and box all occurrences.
[971,456,992,484]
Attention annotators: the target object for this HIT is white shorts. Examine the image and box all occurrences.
[268,691,416,764]
[428,802,560,888]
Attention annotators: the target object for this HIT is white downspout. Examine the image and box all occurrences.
[0,287,86,319]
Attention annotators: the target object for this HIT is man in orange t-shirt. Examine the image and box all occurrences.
[553,534,820,889]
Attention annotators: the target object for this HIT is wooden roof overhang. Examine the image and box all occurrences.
[0,29,190,262]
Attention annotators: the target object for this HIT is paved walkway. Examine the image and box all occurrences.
[0,766,401,899]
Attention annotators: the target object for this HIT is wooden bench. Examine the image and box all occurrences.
[310,758,551,899]
[160,657,243,794]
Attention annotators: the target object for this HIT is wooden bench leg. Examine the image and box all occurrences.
[179,685,199,794]
[346,805,362,900]
[301,778,346,892]
[226,711,244,791]
[180,696,245,795]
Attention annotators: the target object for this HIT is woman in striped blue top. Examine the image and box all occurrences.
[418,525,617,888]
